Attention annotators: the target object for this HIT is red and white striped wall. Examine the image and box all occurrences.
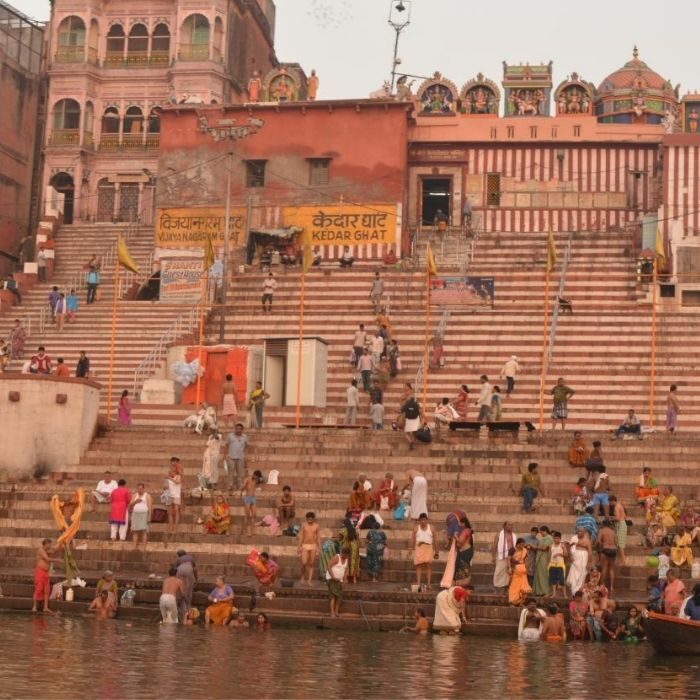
[663,140,700,237]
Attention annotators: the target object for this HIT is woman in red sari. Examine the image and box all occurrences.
[249,551,279,586]
[453,385,469,419]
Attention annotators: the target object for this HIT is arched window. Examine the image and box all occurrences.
[127,23,149,61]
[101,106,120,134]
[213,17,223,61]
[106,24,125,64]
[51,99,81,145]
[124,105,143,135]
[87,19,99,64]
[180,14,209,60]
[151,23,170,63]
[56,16,85,62]
[52,99,81,130]
[147,108,160,134]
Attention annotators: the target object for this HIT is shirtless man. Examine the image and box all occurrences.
[596,519,618,593]
[241,470,263,536]
[609,495,628,566]
[520,600,544,640]
[540,603,566,641]
[32,538,62,614]
[89,590,117,619]
[298,512,321,585]
[400,608,430,634]
[160,567,184,623]
[277,486,296,530]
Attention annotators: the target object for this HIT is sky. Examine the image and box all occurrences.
[20,0,700,101]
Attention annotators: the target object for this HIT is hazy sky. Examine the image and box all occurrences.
[20,0,700,100]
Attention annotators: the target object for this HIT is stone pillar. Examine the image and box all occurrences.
[113,182,121,222]
[479,424,489,443]
[518,423,529,444]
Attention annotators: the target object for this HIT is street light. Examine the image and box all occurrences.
[388,0,411,92]
[198,114,264,341]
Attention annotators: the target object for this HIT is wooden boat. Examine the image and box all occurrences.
[646,612,700,655]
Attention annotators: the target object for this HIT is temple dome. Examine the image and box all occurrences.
[595,47,678,124]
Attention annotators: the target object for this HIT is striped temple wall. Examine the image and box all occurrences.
[663,142,700,237]
[408,143,661,234]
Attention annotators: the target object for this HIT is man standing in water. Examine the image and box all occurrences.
[298,512,321,585]
[32,538,62,614]
[160,567,184,624]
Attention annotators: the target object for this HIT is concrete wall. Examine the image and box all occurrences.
[0,375,101,477]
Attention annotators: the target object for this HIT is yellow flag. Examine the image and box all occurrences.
[302,244,313,273]
[427,243,437,276]
[203,233,215,271]
[546,228,557,273]
[655,228,666,265]
[117,235,139,274]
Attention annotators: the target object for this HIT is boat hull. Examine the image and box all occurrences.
[646,612,700,655]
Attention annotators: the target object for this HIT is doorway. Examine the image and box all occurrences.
[421,177,451,226]
[50,172,75,224]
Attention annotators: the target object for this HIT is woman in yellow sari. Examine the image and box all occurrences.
[670,526,693,568]
[205,576,235,625]
[508,540,532,606]
[567,432,588,468]
[204,495,231,535]
[660,487,681,528]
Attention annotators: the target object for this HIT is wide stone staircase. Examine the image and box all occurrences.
[0,427,697,630]
[0,224,198,416]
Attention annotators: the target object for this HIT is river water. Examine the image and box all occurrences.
[2,614,699,699]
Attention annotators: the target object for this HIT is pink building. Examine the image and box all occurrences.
[43,0,277,225]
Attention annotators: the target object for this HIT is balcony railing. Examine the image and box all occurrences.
[97,133,160,151]
[54,46,86,63]
[178,44,209,61]
[49,129,80,146]
[103,50,171,68]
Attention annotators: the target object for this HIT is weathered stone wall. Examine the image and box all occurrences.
[0,375,100,477]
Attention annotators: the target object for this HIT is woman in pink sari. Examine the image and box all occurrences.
[118,390,132,426]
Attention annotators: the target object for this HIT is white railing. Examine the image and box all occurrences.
[545,232,573,371]
[132,305,199,398]
[414,309,451,401]
[132,277,216,397]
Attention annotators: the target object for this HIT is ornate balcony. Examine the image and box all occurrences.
[54,46,86,63]
[103,51,171,68]
[49,129,80,146]
[97,134,160,151]
[178,44,209,61]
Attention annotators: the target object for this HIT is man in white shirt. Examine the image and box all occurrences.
[477,374,492,423]
[352,324,367,364]
[345,379,359,425]
[37,247,47,282]
[500,355,521,396]
[357,348,373,392]
[261,272,277,314]
[370,333,384,370]
[613,409,642,439]
[90,471,118,511]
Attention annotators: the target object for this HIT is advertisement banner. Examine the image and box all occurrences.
[160,258,203,302]
[430,276,494,307]
[155,207,247,248]
[283,204,398,247]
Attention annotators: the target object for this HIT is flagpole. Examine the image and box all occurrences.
[537,265,551,433]
[421,264,431,409]
[107,259,120,425]
[649,257,658,428]
[195,270,208,408]
[295,265,306,428]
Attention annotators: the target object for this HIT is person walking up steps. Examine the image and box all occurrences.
[345,379,359,425]
[500,355,521,396]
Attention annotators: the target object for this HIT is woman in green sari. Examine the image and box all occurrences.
[338,519,360,583]
[319,537,339,581]
[365,522,387,582]
[533,526,553,596]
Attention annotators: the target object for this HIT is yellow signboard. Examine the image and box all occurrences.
[284,204,398,247]
[155,207,247,248]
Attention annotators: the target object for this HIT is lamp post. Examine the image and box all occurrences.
[198,114,264,341]
[388,0,411,92]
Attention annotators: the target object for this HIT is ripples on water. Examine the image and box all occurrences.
[2,614,700,699]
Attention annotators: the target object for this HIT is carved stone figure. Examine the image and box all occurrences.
[248,70,262,103]
[307,69,319,100]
